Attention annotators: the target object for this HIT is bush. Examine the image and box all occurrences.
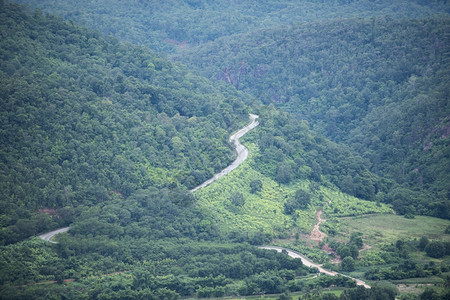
[250,179,263,193]
[418,236,429,251]
[425,241,445,258]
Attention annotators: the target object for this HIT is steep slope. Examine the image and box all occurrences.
[11,1,450,218]
[0,9,326,296]
[1,3,448,298]
[178,17,450,218]
[0,4,319,298]
[0,2,249,244]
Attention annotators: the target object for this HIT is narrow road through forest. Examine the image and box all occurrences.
[259,246,371,288]
[38,227,70,243]
[39,114,259,243]
[38,113,370,289]
[190,113,259,192]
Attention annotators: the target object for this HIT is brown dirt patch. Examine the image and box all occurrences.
[310,210,328,243]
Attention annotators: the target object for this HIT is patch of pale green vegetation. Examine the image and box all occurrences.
[322,191,393,218]
[194,143,294,237]
[340,215,450,248]
[336,214,450,269]
[194,143,393,239]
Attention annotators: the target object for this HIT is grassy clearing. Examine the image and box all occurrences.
[337,214,450,270]
[322,192,393,218]
[339,214,450,248]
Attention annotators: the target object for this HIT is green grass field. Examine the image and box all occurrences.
[338,213,450,282]
[339,214,450,248]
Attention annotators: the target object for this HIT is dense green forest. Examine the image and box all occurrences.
[14,0,449,219]
[246,107,393,202]
[1,0,450,299]
[0,2,251,245]
[0,3,321,298]
[178,17,450,218]
[0,188,317,298]
[12,0,450,53]
[0,3,378,299]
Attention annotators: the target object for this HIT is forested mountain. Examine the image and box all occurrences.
[1,1,449,299]
[0,4,379,298]
[0,1,395,247]
[0,2,250,245]
[246,107,393,203]
[12,0,449,53]
[178,17,450,217]
[14,0,450,218]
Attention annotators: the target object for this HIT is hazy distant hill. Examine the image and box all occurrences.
[12,0,449,53]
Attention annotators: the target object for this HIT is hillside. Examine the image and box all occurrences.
[0,1,417,246]
[1,1,450,299]
[0,2,250,245]
[0,4,325,298]
[13,0,449,53]
[14,0,450,218]
[177,16,450,218]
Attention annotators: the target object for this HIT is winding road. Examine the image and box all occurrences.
[38,226,70,244]
[39,114,259,243]
[38,113,370,288]
[190,113,259,192]
[258,246,370,288]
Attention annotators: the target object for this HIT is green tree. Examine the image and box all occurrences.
[341,256,355,272]
[425,241,445,258]
[321,294,339,300]
[339,286,369,300]
[230,192,245,207]
[250,179,263,193]
[418,236,429,251]
[276,163,292,185]
[350,232,363,249]
[294,190,311,209]
[341,174,355,196]
[337,245,351,259]
[419,287,440,300]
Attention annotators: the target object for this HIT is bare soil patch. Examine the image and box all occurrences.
[310,210,328,243]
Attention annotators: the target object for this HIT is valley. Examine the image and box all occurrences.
[1,1,449,299]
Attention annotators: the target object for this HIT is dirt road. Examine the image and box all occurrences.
[310,210,327,243]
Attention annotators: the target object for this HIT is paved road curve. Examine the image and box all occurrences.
[259,246,371,288]
[190,114,259,192]
[40,114,259,243]
[38,227,70,244]
[38,114,371,289]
